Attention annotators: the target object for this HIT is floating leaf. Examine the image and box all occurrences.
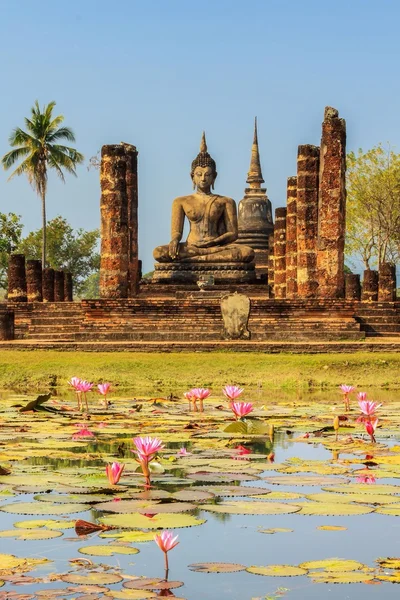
[61,573,123,585]
[376,573,400,583]
[253,491,303,500]
[0,502,88,515]
[188,562,246,573]
[306,492,397,505]
[299,558,366,571]
[103,591,157,599]
[100,531,155,543]
[376,557,400,569]
[203,501,301,515]
[171,489,214,502]
[202,485,271,497]
[78,545,139,556]
[247,564,307,577]
[376,504,400,516]
[299,503,374,516]
[186,472,260,483]
[123,578,184,590]
[308,570,376,583]
[258,528,293,534]
[0,528,63,540]
[100,513,206,529]
[317,525,347,531]
[264,475,349,486]
[322,484,400,495]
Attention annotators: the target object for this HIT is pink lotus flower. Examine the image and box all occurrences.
[178,447,190,456]
[358,400,382,417]
[356,474,376,484]
[223,385,244,401]
[340,385,355,411]
[230,402,254,420]
[154,530,179,572]
[75,380,93,413]
[105,462,125,485]
[72,426,95,440]
[132,436,164,487]
[98,382,111,396]
[365,419,378,443]
[357,392,368,402]
[68,376,82,390]
[77,381,93,393]
[187,388,211,412]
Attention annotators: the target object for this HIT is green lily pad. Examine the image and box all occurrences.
[0,502,88,515]
[202,485,271,497]
[188,562,246,573]
[264,476,349,486]
[61,573,123,584]
[305,492,397,505]
[0,528,63,540]
[299,503,374,516]
[299,558,366,571]
[99,512,206,529]
[203,501,301,515]
[78,545,140,556]
[322,484,400,495]
[308,570,376,583]
[247,564,308,577]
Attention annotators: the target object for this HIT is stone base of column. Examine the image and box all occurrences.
[0,310,14,340]
[43,268,55,302]
[362,270,379,302]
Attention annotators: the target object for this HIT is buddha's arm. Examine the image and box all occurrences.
[169,198,185,259]
[197,198,238,247]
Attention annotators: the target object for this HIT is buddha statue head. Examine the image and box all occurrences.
[191,132,217,192]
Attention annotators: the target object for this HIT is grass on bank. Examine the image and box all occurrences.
[0,350,399,393]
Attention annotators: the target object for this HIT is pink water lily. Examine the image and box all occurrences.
[231,401,254,420]
[339,384,355,411]
[178,447,190,456]
[72,426,95,440]
[223,385,244,402]
[77,381,93,393]
[187,388,211,412]
[132,436,164,487]
[74,380,93,413]
[356,474,376,484]
[154,530,179,572]
[105,462,125,485]
[365,419,378,443]
[357,392,368,402]
[98,382,111,408]
[358,400,382,417]
[68,376,82,390]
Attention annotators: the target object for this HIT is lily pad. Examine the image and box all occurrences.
[0,502,88,515]
[305,492,397,505]
[317,525,347,531]
[247,564,308,577]
[376,504,400,516]
[258,528,293,534]
[203,501,301,515]
[299,558,366,571]
[188,562,246,573]
[308,570,376,583]
[0,528,63,540]
[103,591,157,599]
[99,513,206,529]
[61,573,123,585]
[78,545,140,556]
[264,475,349,486]
[299,503,374,516]
[99,531,155,543]
[376,557,400,569]
[202,485,271,497]
[322,484,400,495]
[171,489,214,502]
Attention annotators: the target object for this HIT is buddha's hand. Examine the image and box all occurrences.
[169,240,180,260]
[193,238,215,248]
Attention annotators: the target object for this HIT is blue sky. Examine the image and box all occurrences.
[1,0,400,273]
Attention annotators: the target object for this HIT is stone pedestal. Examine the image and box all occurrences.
[152,262,256,284]
[378,263,396,302]
[8,254,27,302]
[26,260,42,302]
[100,143,139,298]
[43,268,55,302]
[362,270,379,302]
[54,271,65,302]
[0,310,14,340]
[221,293,251,339]
[64,272,73,301]
[345,273,361,300]
[274,207,287,299]
[317,107,346,298]
[286,176,298,299]
[296,145,320,297]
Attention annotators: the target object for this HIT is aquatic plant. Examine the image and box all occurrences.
[365,419,378,443]
[231,402,254,420]
[187,388,211,412]
[105,462,125,485]
[132,436,164,487]
[72,425,95,440]
[358,399,382,417]
[154,530,179,572]
[98,382,111,407]
[76,380,93,412]
[223,385,244,402]
[339,384,355,411]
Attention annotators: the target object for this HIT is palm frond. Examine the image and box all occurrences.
[8,127,37,148]
[47,126,75,143]
[1,147,30,170]
[50,144,84,164]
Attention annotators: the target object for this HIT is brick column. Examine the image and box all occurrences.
[317,107,346,298]
[8,254,27,302]
[0,310,14,340]
[268,232,274,297]
[26,260,42,302]
[296,145,320,297]
[286,176,297,298]
[43,268,55,302]
[378,263,396,302]
[362,269,378,302]
[273,207,287,298]
[54,271,65,302]
[345,273,361,300]
[64,272,73,301]
[124,143,140,296]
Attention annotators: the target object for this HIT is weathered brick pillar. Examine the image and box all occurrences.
[8,254,27,302]
[273,207,287,298]
[0,310,14,340]
[64,272,73,301]
[100,143,139,298]
[378,263,397,302]
[43,268,55,302]
[345,273,361,300]
[268,232,274,297]
[124,143,140,296]
[54,271,65,302]
[296,145,320,297]
[286,176,297,298]
[317,107,346,298]
[26,260,42,302]
[362,269,379,302]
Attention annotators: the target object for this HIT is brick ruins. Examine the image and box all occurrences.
[2,107,399,348]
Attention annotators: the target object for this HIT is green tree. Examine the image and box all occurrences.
[0,213,23,289]
[1,101,84,268]
[18,216,99,293]
[346,145,400,268]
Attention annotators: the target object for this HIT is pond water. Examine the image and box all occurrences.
[0,386,399,599]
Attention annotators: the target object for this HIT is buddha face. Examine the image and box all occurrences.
[192,166,216,192]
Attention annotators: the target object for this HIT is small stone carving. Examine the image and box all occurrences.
[220,293,251,340]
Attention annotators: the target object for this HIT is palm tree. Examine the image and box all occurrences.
[1,101,84,267]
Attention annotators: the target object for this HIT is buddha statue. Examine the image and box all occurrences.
[153,134,255,283]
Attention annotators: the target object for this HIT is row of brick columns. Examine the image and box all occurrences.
[7,254,73,303]
[269,106,397,301]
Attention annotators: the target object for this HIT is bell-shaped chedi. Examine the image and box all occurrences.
[237,118,274,278]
